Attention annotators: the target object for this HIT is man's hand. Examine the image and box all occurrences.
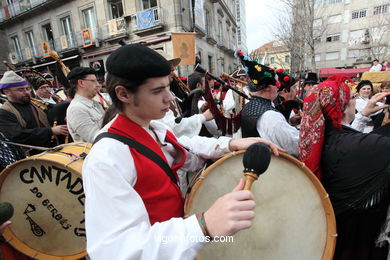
[51,125,69,136]
[203,179,255,237]
[0,220,11,234]
[202,109,214,121]
[229,137,285,156]
[361,92,390,117]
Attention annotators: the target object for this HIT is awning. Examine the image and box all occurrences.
[319,67,370,78]
[32,55,79,69]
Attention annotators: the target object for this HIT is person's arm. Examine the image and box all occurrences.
[350,113,371,132]
[83,139,206,260]
[257,111,299,157]
[0,109,52,146]
[67,105,102,143]
[159,110,206,138]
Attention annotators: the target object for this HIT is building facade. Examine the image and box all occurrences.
[235,0,247,54]
[250,40,291,73]
[0,0,240,77]
[313,0,390,69]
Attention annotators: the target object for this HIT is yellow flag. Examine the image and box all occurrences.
[172,32,196,65]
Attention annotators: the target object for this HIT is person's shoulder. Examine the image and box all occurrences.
[86,137,130,164]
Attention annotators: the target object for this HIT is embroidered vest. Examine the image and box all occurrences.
[108,114,186,224]
[240,96,278,138]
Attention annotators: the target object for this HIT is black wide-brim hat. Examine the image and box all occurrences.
[106,43,171,81]
[304,72,318,85]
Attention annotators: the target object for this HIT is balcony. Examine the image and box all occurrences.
[101,17,128,41]
[0,0,61,25]
[131,6,163,35]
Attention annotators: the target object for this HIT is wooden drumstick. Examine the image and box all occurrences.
[242,143,271,190]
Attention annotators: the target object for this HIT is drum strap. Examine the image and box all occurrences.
[94,132,178,185]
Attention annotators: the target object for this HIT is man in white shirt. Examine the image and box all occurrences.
[83,44,281,259]
[369,59,382,72]
[66,67,105,143]
[236,52,299,157]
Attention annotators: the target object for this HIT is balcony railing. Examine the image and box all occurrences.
[0,0,49,22]
[101,17,127,40]
[131,6,162,31]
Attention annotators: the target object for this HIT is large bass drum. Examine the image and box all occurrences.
[0,142,90,260]
[185,151,337,260]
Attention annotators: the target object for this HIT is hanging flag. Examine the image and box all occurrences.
[172,32,196,65]
[41,42,50,58]
[82,28,93,47]
[137,9,155,30]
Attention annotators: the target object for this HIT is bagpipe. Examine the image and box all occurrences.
[194,64,250,135]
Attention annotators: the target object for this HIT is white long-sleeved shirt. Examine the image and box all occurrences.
[158,109,206,138]
[66,94,105,143]
[83,120,232,260]
[256,110,299,157]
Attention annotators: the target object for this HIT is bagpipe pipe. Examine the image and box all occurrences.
[194,64,251,135]
[49,51,111,108]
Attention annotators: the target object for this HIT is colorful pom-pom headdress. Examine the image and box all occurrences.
[234,50,276,92]
[276,68,297,92]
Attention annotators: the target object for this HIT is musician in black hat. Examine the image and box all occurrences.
[83,43,282,259]
[66,67,105,143]
[301,72,318,98]
[236,51,299,157]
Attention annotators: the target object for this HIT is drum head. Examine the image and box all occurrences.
[185,151,336,260]
[0,143,90,260]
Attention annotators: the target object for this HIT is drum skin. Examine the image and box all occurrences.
[185,151,336,260]
[0,143,91,260]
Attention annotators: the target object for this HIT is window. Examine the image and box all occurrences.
[205,9,212,37]
[60,16,74,48]
[41,23,55,50]
[328,0,342,3]
[352,9,367,19]
[374,5,389,15]
[218,20,223,44]
[25,31,37,57]
[208,55,214,73]
[326,51,339,60]
[285,55,290,63]
[82,7,97,29]
[141,0,157,10]
[108,0,123,19]
[314,0,323,8]
[315,54,321,61]
[11,36,23,61]
[259,58,263,64]
[328,14,342,24]
[348,49,361,58]
[270,57,275,64]
[326,34,340,42]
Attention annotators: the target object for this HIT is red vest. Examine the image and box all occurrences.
[108,114,186,224]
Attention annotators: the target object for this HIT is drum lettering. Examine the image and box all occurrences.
[20,169,33,184]
[31,166,44,183]
[55,214,62,221]
[53,166,68,185]
[30,187,43,198]
[60,219,71,230]
[42,199,49,206]
[69,178,83,195]
[50,208,58,217]
[47,204,54,211]
[60,171,73,190]
[40,165,53,182]
[74,227,86,237]
[78,194,85,206]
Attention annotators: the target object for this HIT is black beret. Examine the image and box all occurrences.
[106,43,171,81]
[67,67,96,80]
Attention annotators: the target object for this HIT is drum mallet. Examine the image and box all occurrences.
[242,143,271,190]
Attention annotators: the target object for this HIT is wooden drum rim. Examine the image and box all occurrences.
[184,151,337,260]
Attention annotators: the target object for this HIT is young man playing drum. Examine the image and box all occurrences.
[83,44,280,259]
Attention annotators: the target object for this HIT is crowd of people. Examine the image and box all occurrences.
[0,43,389,260]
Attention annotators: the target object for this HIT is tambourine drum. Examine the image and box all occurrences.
[0,142,91,260]
[185,151,337,260]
